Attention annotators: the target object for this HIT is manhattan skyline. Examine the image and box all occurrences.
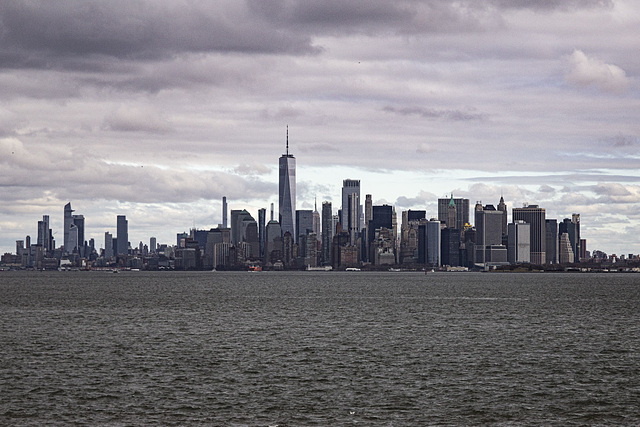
[0,1,638,255]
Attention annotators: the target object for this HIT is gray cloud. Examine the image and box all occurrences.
[383,105,486,121]
[564,50,631,93]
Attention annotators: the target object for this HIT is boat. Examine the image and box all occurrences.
[345,267,361,271]
[307,265,332,271]
[248,265,262,272]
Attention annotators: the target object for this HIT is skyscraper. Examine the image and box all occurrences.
[63,202,73,253]
[37,215,51,253]
[321,202,333,265]
[474,205,504,264]
[341,179,361,244]
[116,215,128,256]
[105,232,113,258]
[512,205,546,264]
[258,208,266,258]
[508,220,530,264]
[497,196,508,237]
[545,219,558,264]
[279,127,296,241]
[438,196,469,230]
[222,196,228,228]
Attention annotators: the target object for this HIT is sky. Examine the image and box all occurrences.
[0,0,639,256]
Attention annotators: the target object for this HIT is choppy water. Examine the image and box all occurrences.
[1,271,639,426]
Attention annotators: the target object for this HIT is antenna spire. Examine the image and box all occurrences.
[286,125,289,156]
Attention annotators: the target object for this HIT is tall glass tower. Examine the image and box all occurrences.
[279,127,296,241]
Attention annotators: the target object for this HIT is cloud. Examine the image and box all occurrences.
[383,105,486,121]
[103,106,173,133]
[233,163,272,176]
[564,49,631,93]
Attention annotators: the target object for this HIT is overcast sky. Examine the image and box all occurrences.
[1,0,639,256]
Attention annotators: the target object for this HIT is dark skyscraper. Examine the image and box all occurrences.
[545,219,558,264]
[116,215,128,256]
[438,196,469,230]
[258,208,266,258]
[321,201,332,265]
[279,127,296,241]
[512,205,546,264]
[63,202,73,253]
[296,210,314,241]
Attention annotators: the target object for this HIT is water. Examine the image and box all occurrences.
[1,271,639,426]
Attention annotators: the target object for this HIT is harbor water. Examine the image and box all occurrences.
[1,271,639,425]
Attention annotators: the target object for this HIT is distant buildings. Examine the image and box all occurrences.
[10,134,631,271]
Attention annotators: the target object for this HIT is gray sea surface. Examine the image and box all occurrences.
[1,270,639,426]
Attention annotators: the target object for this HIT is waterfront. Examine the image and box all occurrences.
[1,271,639,425]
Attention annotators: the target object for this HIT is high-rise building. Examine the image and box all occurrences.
[474,205,504,264]
[400,210,426,264]
[321,202,333,265]
[105,232,113,258]
[559,214,581,263]
[230,209,253,246]
[424,219,441,267]
[341,179,361,244]
[264,220,283,264]
[116,215,128,256]
[441,228,461,267]
[365,194,373,225]
[295,209,313,262]
[438,196,469,230]
[37,215,51,253]
[512,205,546,264]
[73,214,85,256]
[508,220,530,264]
[545,219,558,264]
[279,127,296,242]
[63,202,73,253]
[258,208,266,258]
[222,196,228,228]
[559,233,574,263]
[366,205,395,261]
[150,237,157,254]
[497,196,508,238]
[312,200,321,243]
[296,210,314,241]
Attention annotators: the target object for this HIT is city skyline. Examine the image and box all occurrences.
[0,2,639,255]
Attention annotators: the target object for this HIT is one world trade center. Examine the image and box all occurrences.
[279,127,296,241]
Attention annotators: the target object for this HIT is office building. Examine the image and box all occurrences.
[63,202,73,253]
[438,196,469,230]
[474,205,504,264]
[116,215,128,256]
[264,220,283,264]
[258,208,266,258]
[230,209,254,247]
[321,202,333,265]
[37,215,52,253]
[559,233,574,263]
[545,219,558,264]
[279,127,296,241]
[441,228,461,267]
[559,214,580,263]
[222,196,228,228]
[497,196,508,238]
[512,205,546,265]
[508,220,530,264]
[341,179,361,244]
[424,219,441,267]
